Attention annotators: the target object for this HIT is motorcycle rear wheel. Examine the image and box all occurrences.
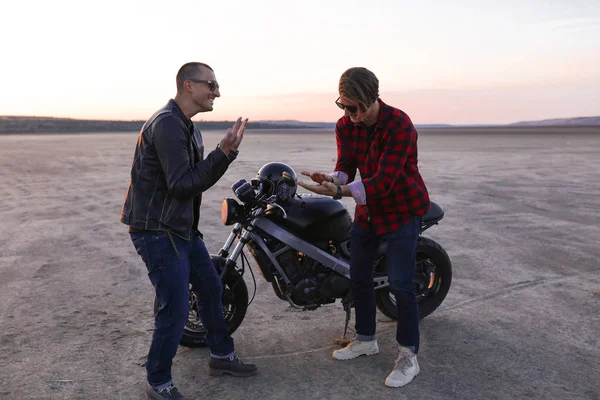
[375,236,452,320]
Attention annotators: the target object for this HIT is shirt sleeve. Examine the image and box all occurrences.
[348,181,367,205]
[330,171,348,185]
[330,171,366,204]
[333,121,358,183]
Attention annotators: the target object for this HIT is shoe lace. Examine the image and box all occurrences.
[229,354,243,364]
[349,340,363,350]
[158,385,178,395]
[392,352,413,374]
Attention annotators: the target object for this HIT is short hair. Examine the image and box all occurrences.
[338,67,380,112]
[176,62,214,92]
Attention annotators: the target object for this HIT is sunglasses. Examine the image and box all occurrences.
[188,79,219,92]
[335,97,358,114]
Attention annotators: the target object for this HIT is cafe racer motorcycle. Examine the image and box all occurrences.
[154,162,452,347]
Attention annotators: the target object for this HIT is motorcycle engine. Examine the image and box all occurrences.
[276,248,349,306]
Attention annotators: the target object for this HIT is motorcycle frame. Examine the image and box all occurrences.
[216,215,390,310]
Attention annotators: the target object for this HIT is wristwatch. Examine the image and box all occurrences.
[333,185,342,200]
[217,143,239,160]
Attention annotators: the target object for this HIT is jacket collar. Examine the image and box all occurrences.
[168,99,194,132]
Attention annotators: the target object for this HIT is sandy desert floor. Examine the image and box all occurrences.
[1,127,599,400]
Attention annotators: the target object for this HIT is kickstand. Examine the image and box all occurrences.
[334,298,353,347]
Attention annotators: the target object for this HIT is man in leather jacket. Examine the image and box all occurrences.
[120,62,257,400]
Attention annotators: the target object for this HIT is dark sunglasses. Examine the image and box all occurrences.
[335,97,358,114]
[188,79,219,92]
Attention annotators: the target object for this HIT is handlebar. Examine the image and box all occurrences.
[231,178,291,220]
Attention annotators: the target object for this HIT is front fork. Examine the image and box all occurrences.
[217,221,254,280]
[218,223,242,259]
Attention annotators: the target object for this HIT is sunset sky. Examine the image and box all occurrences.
[1,0,599,124]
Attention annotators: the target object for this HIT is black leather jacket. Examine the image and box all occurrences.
[120,99,237,240]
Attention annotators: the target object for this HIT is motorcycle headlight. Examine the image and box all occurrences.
[221,198,244,225]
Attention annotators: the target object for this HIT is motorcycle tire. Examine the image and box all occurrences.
[153,255,249,348]
[375,236,452,320]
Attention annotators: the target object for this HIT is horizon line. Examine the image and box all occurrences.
[2,114,600,127]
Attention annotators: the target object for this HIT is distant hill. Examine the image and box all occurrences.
[2,114,598,134]
[0,116,324,134]
[510,116,600,127]
[258,120,335,129]
[0,116,143,134]
[258,120,453,129]
[415,124,454,128]
[0,116,455,134]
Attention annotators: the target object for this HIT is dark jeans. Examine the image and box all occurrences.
[350,217,421,353]
[130,230,234,388]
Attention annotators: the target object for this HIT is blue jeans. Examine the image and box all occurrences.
[130,230,235,388]
[350,217,421,353]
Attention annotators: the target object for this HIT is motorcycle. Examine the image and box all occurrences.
[154,162,452,348]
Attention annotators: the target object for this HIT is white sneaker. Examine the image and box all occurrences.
[384,347,420,387]
[332,339,379,360]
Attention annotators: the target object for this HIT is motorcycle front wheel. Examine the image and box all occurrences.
[152,255,249,348]
[375,236,452,320]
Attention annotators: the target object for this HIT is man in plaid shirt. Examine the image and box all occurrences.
[298,67,430,388]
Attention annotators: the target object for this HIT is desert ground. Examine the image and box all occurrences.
[1,127,599,400]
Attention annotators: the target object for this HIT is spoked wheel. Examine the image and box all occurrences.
[375,236,452,320]
[152,255,249,348]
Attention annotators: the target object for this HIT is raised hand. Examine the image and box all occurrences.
[220,117,248,154]
[300,171,333,184]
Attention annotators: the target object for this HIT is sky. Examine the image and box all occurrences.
[1,0,599,124]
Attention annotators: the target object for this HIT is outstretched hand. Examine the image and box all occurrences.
[220,117,248,154]
[297,177,338,197]
[300,170,333,184]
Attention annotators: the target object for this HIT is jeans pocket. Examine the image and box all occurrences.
[132,232,168,275]
[131,235,144,246]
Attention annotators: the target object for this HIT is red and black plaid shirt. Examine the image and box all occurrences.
[334,98,430,235]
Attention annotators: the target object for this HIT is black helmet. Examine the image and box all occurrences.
[256,162,298,202]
